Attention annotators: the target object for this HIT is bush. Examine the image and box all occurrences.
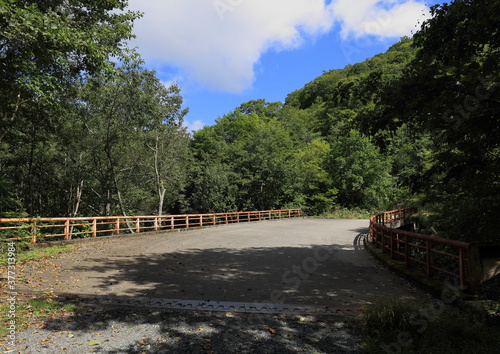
[359,299,500,353]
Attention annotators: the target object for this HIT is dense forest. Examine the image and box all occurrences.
[1,0,498,243]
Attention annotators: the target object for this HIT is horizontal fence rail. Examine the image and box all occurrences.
[0,209,302,245]
[369,208,492,291]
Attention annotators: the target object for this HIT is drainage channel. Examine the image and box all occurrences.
[53,293,361,316]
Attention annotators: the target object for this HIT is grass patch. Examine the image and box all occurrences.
[0,244,78,266]
[358,299,500,353]
[311,208,372,219]
[0,295,78,338]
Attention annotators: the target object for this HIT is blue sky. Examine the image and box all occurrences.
[126,0,443,131]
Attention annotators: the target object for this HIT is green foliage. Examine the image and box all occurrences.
[1,53,190,217]
[312,208,372,219]
[296,139,338,214]
[388,0,500,242]
[0,294,77,338]
[359,299,500,354]
[188,162,238,213]
[0,0,141,141]
[329,130,395,210]
[75,57,190,216]
[0,244,77,266]
[360,299,418,333]
[188,105,303,212]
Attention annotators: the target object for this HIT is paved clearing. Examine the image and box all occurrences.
[4,218,433,353]
[17,218,428,306]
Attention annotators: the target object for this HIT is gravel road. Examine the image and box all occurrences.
[2,305,362,353]
[2,218,431,353]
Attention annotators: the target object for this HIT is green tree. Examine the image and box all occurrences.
[296,138,338,215]
[329,130,395,210]
[188,105,303,212]
[392,0,500,241]
[77,58,189,216]
[0,0,140,141]
[0,0,140,217]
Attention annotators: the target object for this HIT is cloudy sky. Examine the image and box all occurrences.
[127,0,443,131]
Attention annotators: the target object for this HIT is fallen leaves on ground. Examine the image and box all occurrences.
[267,327,278,335]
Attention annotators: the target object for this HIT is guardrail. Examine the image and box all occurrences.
[0,209,302,244]
[369,208,480,290]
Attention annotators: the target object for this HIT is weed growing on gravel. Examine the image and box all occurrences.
[0,296,77,338]
[0,244,78,266]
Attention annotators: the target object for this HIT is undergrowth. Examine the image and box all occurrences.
[0,244,78,266]
[358,298,500,353]
[311,208,373,219]
[0,295,77,339]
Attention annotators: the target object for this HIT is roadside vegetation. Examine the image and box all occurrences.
[0,294,78,339]
[0,244,78,267]
[0,243,80,340]
[358,299,500,353]
[310,208,373,220]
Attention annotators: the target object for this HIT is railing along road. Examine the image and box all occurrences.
[0,209,302,245]
[370,208,486,291]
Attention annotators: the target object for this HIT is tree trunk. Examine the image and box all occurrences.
[68,179,84,239]
[158,187,166,217]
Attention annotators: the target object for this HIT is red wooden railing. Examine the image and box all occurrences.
[0,209,302,244]
[369,208,484,290]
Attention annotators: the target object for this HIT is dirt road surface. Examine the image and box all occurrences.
[16,218,427,306]
[2,218,434,353]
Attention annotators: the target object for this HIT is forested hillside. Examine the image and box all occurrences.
[1,0,498,242]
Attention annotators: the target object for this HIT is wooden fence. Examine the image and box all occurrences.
[369,208,485,290]
[0,209,302,245]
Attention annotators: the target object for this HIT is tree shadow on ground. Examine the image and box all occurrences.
[12,223,427,353]
[63,240,413,306]
[33,306,361,353]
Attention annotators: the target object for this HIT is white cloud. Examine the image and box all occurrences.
[332,0,430,39]
[127,0,428,93]
[183,118,205,133]
[128,0,335,92]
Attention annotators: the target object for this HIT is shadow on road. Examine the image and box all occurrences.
[63,243,412,307]
[11,221,429,353]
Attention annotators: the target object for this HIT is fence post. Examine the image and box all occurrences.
[92,219,97,237]
[459,248,466,290]
[64,219,70,240]
[30,220,37,244]
[405,234,411,267]
[136,218,140,233]
[154,217,159,231]
[390,230,395,259]
[467,245,482,287]
[381,228,386,252]
[213,214,216,225]
[170,216,174,230]
[115,218,120,235]
[426,240,434,277]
